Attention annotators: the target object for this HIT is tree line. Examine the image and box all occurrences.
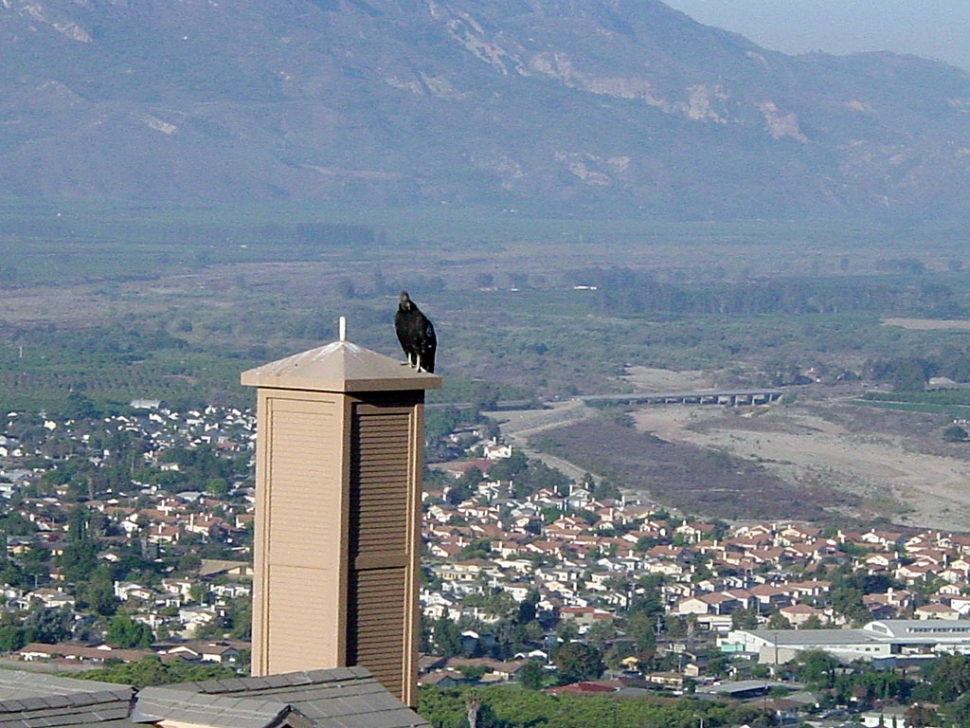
[566,267,965,318]
[419,685,769,728]
[416,651,970,728]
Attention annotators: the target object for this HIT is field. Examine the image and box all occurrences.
[4,206,970,527]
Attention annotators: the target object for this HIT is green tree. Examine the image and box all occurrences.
[20,546,51,585]
[890,359,930,392]
[80,573,118,616]
[78,655,236,688]
[554,642,604,684]
[205,477,230,497]
[462,590,516,621]
[766,612,792,630]
[0,625,28,652]
[515,620,544,651]
[795,649,839,690]
[633,535,657,552]
[61,391,101,420]
[488,451,527,482]
[24,606,73,644]
[433,617,462,658]
[830,585,870,625]
[516,591,539,625]
[177,553,202,575]
[585,619,616,650]
[228,599,252,640]
[904,704,938,728]
[944,425,969,443]
[943,691,970,728]
[190,583,208,604]
[858,667,912,703]
[707,649,732,677]
[931,654,970,702]
[105,615,154,648]
[555,620,580,644]
[625,611,658,652]
[664,615,687,638]
[460,467,484,488]
[460,539,494,560]
[419,684,771,728]
[425,405,463,440]
[0,510,34,537]
[519,660,545,690]
[731,607,759,629]
[59,506,98,582]
[595,477,622,501]
[459,664,489,681]
[0,562,26,589]
[59,539,98,582]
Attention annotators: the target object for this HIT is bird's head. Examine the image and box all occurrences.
[398,291,412,311]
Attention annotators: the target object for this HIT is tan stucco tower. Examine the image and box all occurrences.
[241,336,440,706]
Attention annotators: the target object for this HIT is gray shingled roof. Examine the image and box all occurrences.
[165,667,431,728]
[0,672,136,728]
[131,686,290,728]
[0,667,429,728]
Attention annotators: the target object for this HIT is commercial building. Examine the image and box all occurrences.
[721,619,970,666]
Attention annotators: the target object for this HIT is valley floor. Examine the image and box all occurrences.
[500,367,970,531]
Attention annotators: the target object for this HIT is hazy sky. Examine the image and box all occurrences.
[662,0,970,72]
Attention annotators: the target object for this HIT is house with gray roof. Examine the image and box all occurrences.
[0,672,135,728]
[0,666,429,728]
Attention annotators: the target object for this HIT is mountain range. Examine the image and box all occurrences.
[2,0,970,220]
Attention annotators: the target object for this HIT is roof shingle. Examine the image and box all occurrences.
[0,667,428,728]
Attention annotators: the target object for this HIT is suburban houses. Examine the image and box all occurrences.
[413,440,970,709]
[0,403,255,664]
[4,401,970,715]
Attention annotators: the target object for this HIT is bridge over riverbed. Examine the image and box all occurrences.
[581,388,783,407]
[428,388,784,412]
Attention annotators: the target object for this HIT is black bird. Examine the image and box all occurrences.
[395,291,437,373]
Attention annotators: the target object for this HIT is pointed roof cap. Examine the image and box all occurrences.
[241,340,441,393]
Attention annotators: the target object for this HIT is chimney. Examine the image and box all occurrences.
[242,337,440,705]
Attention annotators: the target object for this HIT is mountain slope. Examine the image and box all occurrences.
[1,0,969,219]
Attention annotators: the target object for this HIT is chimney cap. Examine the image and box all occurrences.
[241,340,441,393]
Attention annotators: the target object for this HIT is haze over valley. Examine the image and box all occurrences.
[6,1,970,716]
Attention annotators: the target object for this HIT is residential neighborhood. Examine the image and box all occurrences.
[416,427,970,719]
[3,402,970,722]
[0,402,255,666]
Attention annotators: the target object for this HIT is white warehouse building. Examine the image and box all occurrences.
[720,620,970,666]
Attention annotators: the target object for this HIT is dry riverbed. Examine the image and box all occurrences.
[625,367,970,531]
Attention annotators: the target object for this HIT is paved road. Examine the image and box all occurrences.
[484,399,599,482]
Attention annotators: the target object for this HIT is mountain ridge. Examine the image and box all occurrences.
[2,0,969,219]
